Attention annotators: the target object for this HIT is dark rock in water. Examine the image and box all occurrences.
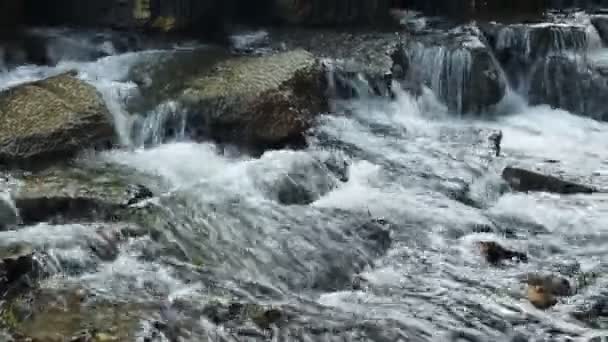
[0,244,37,299]
[476,241,528,265]
[202,302,284,329]
[591,15,608,44]
[407,26,507,114]
[0,198,18,230]
[180,49,327,149]
[272,156,338,205]
[528,55,608,121]
[354,218,392,255]
[0,72,115,165]
[125,184,155,206]
[502,167,596,194]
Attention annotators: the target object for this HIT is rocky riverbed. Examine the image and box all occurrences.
[1,6,608,342]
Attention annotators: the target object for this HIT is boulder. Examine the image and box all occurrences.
[0,244,38,299]
[529,54,608,121]
[524,273,572,309]
[527,284,557,309]
[407,27,507,114]
[11,164,155,225]
[268,29,414,100]
[273,0,394,26]
[0,72,114,165]
[179,49,327,148]
[476,241,527,265]
[502,167,596,194]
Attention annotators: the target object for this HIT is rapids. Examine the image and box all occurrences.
[2,18,608,341]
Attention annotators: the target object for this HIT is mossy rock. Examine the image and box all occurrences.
[0,71,114,165]
[180,49,327,148]
[3,287,148,341]
[11,163,158,225]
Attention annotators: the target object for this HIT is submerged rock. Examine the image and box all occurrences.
[502,166,596,194]
[0,72,114,165]
[476,241,528,265]
[12,165,155,225]
[407,26,507,114]
[202,301,284,329]
[180,49,327,148]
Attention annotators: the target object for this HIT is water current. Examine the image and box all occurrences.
[1,17,608,341]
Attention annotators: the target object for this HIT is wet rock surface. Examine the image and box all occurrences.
[0,72,114,165]
[502,166,596,194]
[268,29,414,100]
[0,244,38,300]
[477,241,528,265]
[11,164,156,225]
[179,49,327,148]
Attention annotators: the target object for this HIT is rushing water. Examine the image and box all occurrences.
[1,22,608,341]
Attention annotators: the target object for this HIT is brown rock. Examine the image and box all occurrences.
[527,285,557,310]
[477,241,528,265]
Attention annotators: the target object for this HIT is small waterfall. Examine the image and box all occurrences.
[322,58,393,100]
[407,30,507,115]
[132,100,189,147]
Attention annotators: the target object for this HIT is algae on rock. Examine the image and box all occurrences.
[0,71,114,164]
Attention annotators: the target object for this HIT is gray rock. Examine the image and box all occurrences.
[0,195,17,230]
[502,166,596,194]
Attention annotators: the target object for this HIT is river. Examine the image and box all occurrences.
[1,13,608,342]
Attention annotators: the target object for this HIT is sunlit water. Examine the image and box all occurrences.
[1,26,608,341]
